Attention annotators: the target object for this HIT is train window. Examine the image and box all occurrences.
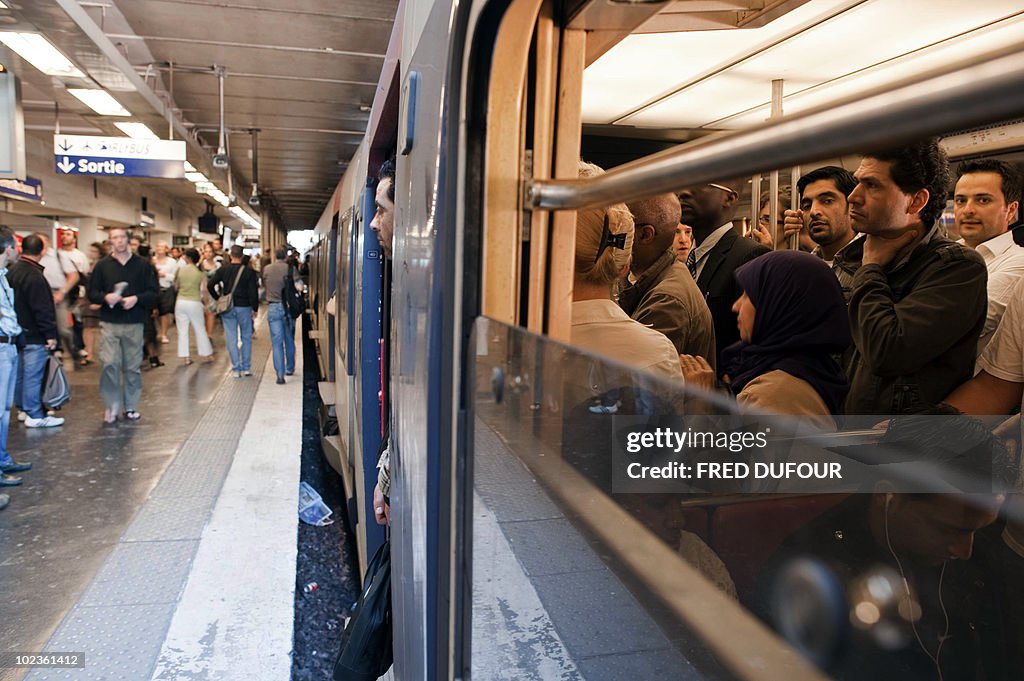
[470,1,1024,680]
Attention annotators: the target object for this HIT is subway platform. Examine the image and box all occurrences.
[0,315,305,681]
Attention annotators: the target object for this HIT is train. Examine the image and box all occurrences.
[301,1,1024,679]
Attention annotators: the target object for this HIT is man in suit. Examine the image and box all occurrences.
[678,179,769,373]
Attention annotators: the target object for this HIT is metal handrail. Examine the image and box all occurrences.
[527,44,1024,211]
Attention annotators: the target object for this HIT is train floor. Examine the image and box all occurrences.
[0,312,354,681]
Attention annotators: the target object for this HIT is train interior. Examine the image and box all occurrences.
[468,0,1024,679]
[303,0,1024,679]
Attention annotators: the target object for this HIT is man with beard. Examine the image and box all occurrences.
[782,166,861,300]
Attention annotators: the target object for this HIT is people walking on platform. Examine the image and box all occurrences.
[87,227,159,424]
[137,245,165,370]
[209,245,259,378]
[38,233,82,363]
[0,225,31,488]
[60,231,90,361]
[200,242,221,336]
[7,234,64,428]
[79,242,107,365]
[262,247,302,384]
[173,248,213,364]
[153,241,179,345]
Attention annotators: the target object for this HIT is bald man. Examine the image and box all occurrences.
[678,179,769,370]
[621,192,716,369]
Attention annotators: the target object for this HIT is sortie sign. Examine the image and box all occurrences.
[53,134,186,179]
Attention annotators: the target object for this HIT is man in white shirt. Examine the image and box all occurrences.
[954,159,1024,358]
[39,233,80,360]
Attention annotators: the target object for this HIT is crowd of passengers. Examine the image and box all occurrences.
[567,139,1024,680]
[0,231,306,512]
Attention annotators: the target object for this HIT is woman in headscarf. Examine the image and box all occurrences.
[706,250,850,429]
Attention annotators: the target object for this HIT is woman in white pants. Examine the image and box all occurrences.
[173,248,214,364]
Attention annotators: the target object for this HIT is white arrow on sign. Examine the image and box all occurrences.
[57,157,75,174]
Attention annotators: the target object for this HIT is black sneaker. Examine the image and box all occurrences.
[0,473,22,487]
[1,461,32,473]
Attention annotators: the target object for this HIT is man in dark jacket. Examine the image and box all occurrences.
[7,234,63,428]
[87,227,159,424]
[209,245,260,378]
[621,192,716,368]
[844,140,987,416]
[679,178,769,372]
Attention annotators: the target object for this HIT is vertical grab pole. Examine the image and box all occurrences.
[769,79,783,250]
[790,164,801,250]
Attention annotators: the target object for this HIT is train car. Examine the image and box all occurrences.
[310,1,1024,679]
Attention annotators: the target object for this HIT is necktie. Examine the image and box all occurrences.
[686,249,697,278]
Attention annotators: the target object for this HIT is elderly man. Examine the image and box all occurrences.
[844,139,987,416]
[952,159,1024,357]
[678,178,768,371]
[620,192,715,367]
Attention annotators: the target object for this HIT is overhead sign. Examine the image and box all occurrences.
[53,134,186,179]
[0,176,41,203]
[0,59,27,180]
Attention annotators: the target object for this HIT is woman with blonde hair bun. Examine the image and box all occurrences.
[570,161,682,381]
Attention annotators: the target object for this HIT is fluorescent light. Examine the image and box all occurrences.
[114,122,159,140]
[184,161,197,172]
[185,171,209,183]
[0,32,85,78]
[0,2,8,9]
[66,88,130,117]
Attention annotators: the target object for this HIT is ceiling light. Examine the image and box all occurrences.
[0,32,85,78]
[185,171,209,183]
[66,88,130,116]
[114,122,159,140]
[184,161,197,172]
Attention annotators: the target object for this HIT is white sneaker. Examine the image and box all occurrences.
[24,415,65,428]
[16,410,27,422]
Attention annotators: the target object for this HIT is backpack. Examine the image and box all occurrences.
[283,266,304,319]
[42,353,71,409]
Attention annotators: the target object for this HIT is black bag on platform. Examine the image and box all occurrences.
[332,540,393,681]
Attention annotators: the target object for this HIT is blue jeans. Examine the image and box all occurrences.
[221,307,253,372]
[16,344,49,418]
[267,303,295,379]
[0,343,19,467]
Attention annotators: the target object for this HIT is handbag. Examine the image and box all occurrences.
[283,266,305,319]
[42,353,71,409]
[209,266,244,316]
[332,540,393,681]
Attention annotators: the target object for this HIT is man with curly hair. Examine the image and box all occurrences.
[844,139,987,416]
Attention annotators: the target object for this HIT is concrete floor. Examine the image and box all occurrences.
[0,325,232,681]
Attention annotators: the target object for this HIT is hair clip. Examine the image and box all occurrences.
[594,214,627,262]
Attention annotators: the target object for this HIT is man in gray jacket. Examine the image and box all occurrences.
[620,192,716,369]
[845,139,987,416]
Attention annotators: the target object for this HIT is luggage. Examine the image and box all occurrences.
[42,353,71,409]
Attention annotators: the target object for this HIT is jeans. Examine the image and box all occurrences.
[99,322,144,412]
[16,344,49,418]
[221,306,253,372]
[267,303,295,379]
[0,343,19,467]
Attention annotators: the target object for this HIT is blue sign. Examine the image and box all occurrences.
[0,177,42,203]
[54,155,184,179]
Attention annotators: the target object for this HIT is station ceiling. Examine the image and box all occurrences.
[3,0,399,231]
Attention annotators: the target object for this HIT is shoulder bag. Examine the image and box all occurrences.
[210,266,244,316]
